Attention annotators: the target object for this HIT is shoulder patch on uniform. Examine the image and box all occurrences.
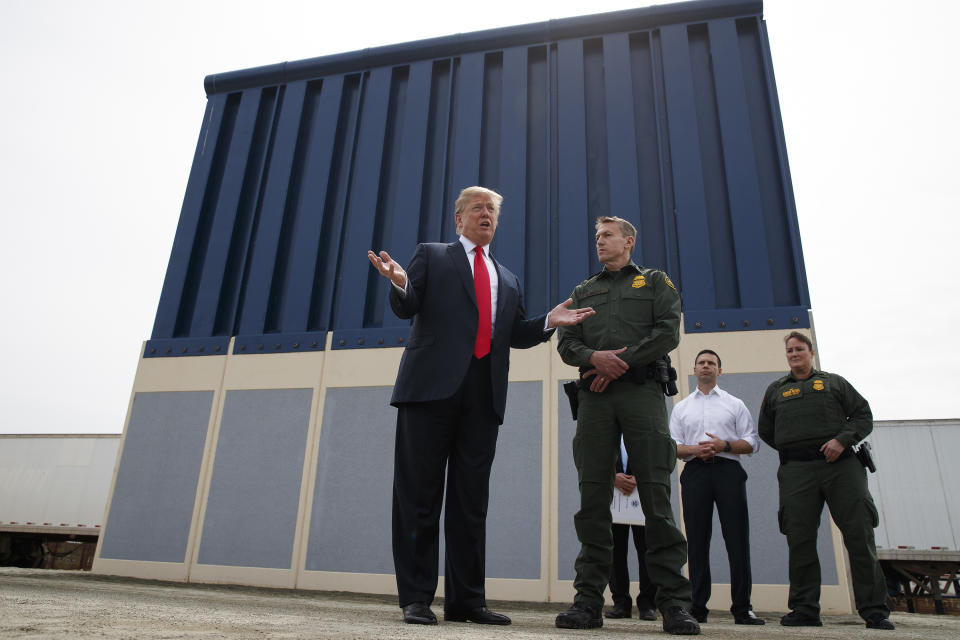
[664,275,677,291]
[632,275,646,288]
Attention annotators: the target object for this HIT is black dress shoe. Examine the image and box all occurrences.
[556,602,602,629]
[636,606,657,621]
[864,614,895,630]
[662,606,701,635]
[604,603,631,618]
[691,609,708,623]
[780,610,822,627]
[444,606,511,625]
[402,602,437,625]
[734,611,765,625]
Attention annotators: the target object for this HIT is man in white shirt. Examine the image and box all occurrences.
[668,350,764,626]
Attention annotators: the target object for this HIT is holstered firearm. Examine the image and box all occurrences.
[652,355,679,397]
[854,441,877,473]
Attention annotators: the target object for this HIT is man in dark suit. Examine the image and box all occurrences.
[368,186,593,626]
[606,437,657,621]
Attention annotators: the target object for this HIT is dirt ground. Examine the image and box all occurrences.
[1,567,957,639]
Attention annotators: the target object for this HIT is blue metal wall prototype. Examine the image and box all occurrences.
[146,0,808,358]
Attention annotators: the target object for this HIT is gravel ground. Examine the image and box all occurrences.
[1,567,957,639]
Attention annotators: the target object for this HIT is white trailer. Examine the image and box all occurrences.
[0,434,120,568]
[870,419,960,614]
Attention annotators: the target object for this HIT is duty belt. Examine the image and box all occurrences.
[778,447,853,465]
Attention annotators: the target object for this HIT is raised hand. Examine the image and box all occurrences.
[546,298,595,328]
[367,250,407,289]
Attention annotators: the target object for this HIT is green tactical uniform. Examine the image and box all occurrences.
[557,262,692,612]
[758,369,889,621]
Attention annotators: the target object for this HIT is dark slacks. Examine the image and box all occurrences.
[572,381,691,611]
[679,457,753,617]
[609,523,657,609]
[778,456,888,620]
[392,356,499,611]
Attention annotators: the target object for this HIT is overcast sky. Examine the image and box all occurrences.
[1,0,956,434]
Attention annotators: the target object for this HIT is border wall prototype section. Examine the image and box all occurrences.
[94,0,860,613]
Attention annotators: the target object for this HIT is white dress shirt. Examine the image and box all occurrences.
[669,385,760,462]
[394,237,551,334]
[391,236,499,329]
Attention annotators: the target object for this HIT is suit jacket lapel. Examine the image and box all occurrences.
[492,257,507,325]
[447,242,477,308]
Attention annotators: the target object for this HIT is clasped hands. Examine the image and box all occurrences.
[614,472,636,496]
[690,432,727,460]
[581,347,628,392]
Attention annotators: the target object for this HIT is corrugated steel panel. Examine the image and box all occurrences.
[146,0,809,357]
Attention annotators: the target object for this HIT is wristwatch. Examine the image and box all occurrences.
[723,440,732,453]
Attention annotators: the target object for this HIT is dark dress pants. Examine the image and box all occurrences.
[609,523,657,609]
[680,457,753,617]
[392,356,499,610]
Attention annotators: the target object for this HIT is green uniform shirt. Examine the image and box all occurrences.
[557,262,681,369]
[758,369,873,450]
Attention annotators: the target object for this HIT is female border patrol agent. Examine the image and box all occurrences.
[758,331,893,630]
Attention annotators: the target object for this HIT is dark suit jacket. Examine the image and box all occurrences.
[389,241,552,424]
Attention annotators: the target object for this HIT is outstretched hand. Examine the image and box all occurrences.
[367,250,407,289]
[546,298,594,328]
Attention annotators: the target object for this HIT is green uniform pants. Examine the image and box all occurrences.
[572,380,691,611]
[777,455,889,620]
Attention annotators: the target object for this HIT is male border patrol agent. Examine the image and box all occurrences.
[556,216,699,635]
[758,331,894,630]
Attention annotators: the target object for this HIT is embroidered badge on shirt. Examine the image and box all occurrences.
[812,380,825,391]
[782,387,801,398]
[665,276,677,291]
[632,275,646,288]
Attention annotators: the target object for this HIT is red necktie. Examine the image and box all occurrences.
[473,247,492,358]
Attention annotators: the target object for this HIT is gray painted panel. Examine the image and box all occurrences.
[306,387,396,573]
[307,383,543,580]
[197,389,312,568]
[482,381,542,579]
[557,383,680,582]
[688,372,836,586]
[99,391,212,562]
